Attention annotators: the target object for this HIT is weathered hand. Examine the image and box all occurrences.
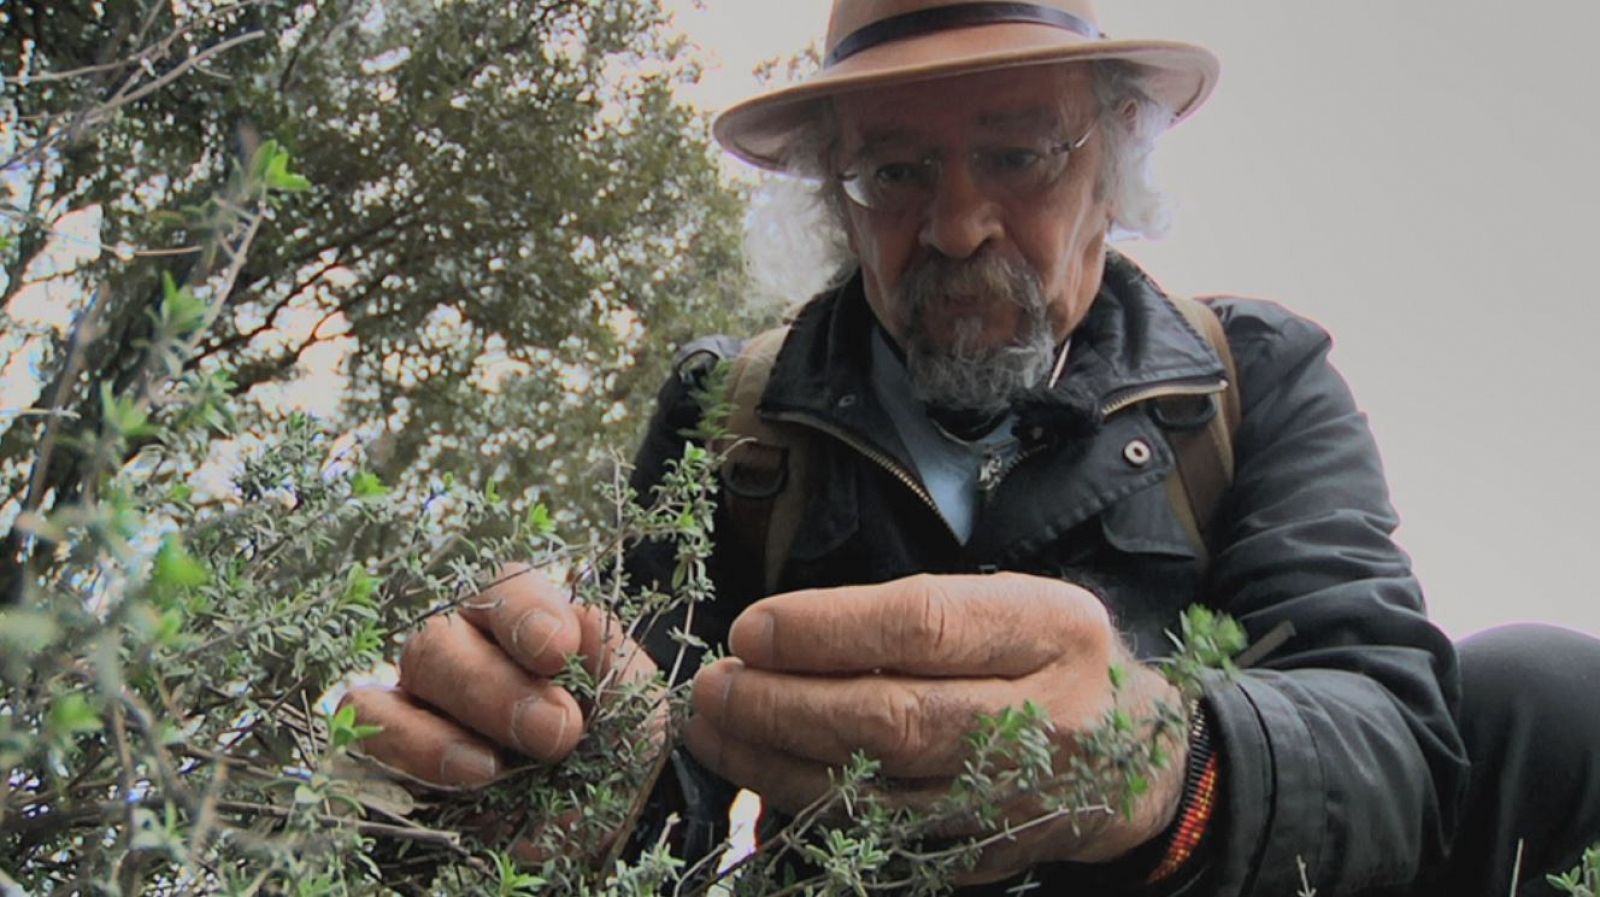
[342,564,657,788]
[684,572,1187,884]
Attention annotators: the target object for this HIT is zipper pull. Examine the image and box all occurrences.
[977,450,1007,496]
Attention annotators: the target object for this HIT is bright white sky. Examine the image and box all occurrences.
[665,0,1600,639]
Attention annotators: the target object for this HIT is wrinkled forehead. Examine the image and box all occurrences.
[829,63,1099,148]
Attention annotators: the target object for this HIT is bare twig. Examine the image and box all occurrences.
[176,762,228,895]
[17,286,106,516]
[0,409,81,420]
[210,798,485,865]
[1,2,257,86]
[24,29,267,166]
[1297,855,1318,897]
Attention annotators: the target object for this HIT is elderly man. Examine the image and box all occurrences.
[345,2,1600,894]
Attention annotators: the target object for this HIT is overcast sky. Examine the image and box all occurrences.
[665,0,1600,639]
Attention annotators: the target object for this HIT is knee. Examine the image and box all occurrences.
[1458,623,1600,690]
[1456,623,1600,754]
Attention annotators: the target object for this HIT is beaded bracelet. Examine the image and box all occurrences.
[1145,700,1219,884]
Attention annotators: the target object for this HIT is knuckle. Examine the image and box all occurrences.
[894,575,951,655]
[1072,597,1113,655]
[1030,576,1111,654]
[481,562,532,594]
[867,684,926,760]
[917,590,952,654]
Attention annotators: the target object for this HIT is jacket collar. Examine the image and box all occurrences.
[758,249,1226,442]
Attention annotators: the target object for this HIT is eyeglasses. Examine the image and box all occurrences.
[835,121,1098,216]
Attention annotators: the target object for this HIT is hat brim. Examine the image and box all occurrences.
[713,22,1219,170]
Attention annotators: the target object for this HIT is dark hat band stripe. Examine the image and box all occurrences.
[826,2,1103,67]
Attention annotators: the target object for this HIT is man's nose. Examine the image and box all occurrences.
[919,162,1003,259]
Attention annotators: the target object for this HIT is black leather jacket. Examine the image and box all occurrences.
[629,251,1468,896]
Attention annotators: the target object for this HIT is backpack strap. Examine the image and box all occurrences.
[717,325,810,596]
[1161,295,1242,567]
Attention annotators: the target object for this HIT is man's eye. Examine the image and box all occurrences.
[872,162,924,186]
[983,148,1043,174]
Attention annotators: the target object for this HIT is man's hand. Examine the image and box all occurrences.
[342,565,657,788]
[684,572,1187,884]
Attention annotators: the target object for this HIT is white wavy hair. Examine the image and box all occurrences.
[742,60,1176,309]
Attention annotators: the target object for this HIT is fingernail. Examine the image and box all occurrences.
[511,609,565,664]
[439,742,498,785]
[510,696,572,762]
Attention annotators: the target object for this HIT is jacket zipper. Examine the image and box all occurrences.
[978,442,1042,502]
[1099,377,1228,419]
[766,375,1227,535]
[981,376,1230,501]
[766,411,965,545]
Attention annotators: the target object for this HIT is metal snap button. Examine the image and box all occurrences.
[1123,438,1153,467]
[837,393,858,409]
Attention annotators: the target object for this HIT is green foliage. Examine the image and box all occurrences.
[349,471,389,501]
[1,0,755,891]
[1163,603,1249,694]
[325,704,382,753]
[1,0,763,542]
[1551,844,1600,897]
[253,139,314,194]
[492,851,548,896]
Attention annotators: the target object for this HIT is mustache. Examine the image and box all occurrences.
[899,253,1044,325]
[894,253,1057,414]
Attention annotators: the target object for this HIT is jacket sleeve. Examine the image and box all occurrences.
[1199,300,1469,896]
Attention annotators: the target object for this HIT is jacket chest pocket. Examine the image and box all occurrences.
[1090,481,1208,659]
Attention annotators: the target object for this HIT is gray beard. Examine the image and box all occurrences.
[897,254,1056,416]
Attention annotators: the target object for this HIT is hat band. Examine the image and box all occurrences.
[826,2,1104,67]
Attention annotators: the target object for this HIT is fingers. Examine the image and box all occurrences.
[684,705,999,831]
[341,686,503,787]
[457,564,583,677]
[454,565,658,685]
[392,563,655,770]
[694,658,1048,777]
[398,614,583,762]
[729,572,1111,677]
[682,714,839,816]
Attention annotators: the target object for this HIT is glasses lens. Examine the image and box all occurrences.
[972,140,1070,198]
[840,153,934,214]
[837,130,1082,213]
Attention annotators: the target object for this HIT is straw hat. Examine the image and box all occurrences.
[713,0,1219,170]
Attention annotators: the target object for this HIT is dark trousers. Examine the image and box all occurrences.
[1427,624,1600,896]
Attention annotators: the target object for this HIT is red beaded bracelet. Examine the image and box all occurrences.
[1146,752,1219,882]
[1145,703,1216,876]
